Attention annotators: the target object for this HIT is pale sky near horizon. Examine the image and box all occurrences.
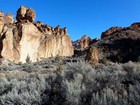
[0,0,140,40]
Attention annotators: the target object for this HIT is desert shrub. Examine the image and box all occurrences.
[55,55,63,64]
[0,77,12,96]
[0,74,49,105]
[62,61,140,105]
[0,59,140,105]
[65,73,85,105]
[26,55,31,63]
[100,57,109,64]
[21,63,40,73]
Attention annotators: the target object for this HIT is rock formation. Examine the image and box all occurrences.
[0,11,14,35]
[72,40,80,49]
[73,35,92,50]
[73,36,99,59]
[80,35,91,49]
[85,46,99,64]
[0,6,74,63]
[4,13,14,24]
[101,27,122,39]
[16,6,36,23]
[73,22,140,63]
[130,22,140,31]
[89,38,99,45]
[0,11,4,34]
[94,22,140,63]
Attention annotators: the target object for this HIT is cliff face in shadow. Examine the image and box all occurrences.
[73,22,140,63]
[95,22,140,63]
[99,38,140,63]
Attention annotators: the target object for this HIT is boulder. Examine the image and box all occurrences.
[85,47,99,64]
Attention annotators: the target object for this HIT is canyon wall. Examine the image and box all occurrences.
[0,6,74,63]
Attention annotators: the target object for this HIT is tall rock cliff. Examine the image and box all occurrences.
[0,6,74,63]
[95,22,140,63]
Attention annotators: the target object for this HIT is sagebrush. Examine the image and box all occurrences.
[0,59,140,105]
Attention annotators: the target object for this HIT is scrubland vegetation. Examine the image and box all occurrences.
[0,58,140,105]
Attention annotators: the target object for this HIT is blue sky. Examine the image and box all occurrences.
[0,0,140,40]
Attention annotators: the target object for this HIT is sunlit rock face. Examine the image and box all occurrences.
[73,35,92,50]
[16,6,36,23]
[130,22,140,31]
[0,11,4,34]
[0,6,74,63]
[0,12,14,35]
[80,35,91,49]
[101,27,122,39]
[38,34,74,60]
[19,23,43,63]
[85,46,99,65]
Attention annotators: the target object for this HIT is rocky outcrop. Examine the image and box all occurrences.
[0,6,74,63]
[101,27,122,39]
[38,34,73,60]
[0,11,14,35]
[130,22,140,31]
[73,35,92,50]
[94,22,140,63]
[0,11,4,34]
[18,23,43,63]
[1,26,20,63]
[16,6,36,23]
[72,40,80,49]
[85,47,99,64]
[89,38,99,45]
[74,22,140,63]
[73,36,99,59]
[4,13,14,24]
[80,35,91,49]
